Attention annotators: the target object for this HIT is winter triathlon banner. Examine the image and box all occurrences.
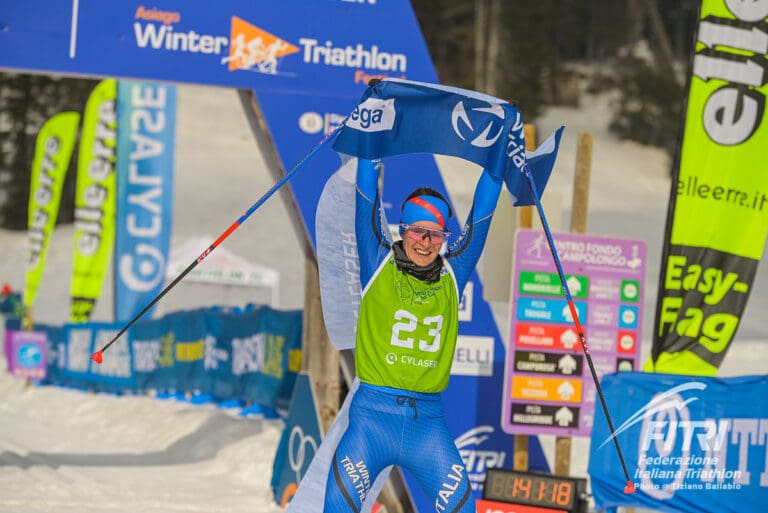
[70,79,118,323]
[649,0,768,375]
[588,372,768,513]
[36,305,302,408]
[0,0,435,97]
[114,81,177,323]
[24,112,81,317]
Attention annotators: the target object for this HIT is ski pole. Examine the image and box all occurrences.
[92,123,345,364]
[522,164,637,495]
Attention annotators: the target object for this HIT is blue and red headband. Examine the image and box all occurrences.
[400,194,452,229]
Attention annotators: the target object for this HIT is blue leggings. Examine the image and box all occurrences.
[324,383,474,513]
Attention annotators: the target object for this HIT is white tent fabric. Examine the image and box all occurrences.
[165,236,280,306]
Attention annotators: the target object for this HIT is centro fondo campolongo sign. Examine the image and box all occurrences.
[504,229,647,437]
[0,1,550,511]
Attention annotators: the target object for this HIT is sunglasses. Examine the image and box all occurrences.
[400,223,451,244]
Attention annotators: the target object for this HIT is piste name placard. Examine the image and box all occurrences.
[502,229,647,436]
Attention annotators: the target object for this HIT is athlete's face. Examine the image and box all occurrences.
[402,221,444,267]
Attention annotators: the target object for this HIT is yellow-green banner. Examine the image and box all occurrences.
[70,79,118,323]
[648,0,768,375]
[24,111,81,317]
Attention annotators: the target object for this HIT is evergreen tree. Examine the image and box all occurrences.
[0,73,95,230]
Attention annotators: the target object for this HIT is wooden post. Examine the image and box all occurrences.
[569,133,593,235]
[555,132,593,477]
[302,256,340,435]
[518,124,537,229]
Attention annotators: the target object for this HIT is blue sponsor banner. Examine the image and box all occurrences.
[205,306,303,407]
[0,0,434,96]
[246,306,303,408]
[131,310,205,392]
[63,322,135,390]
[129,314,165,390]
[37,324,66,385]
[37,305,301,407]
[114,80,177,322]
[589,371,768,513]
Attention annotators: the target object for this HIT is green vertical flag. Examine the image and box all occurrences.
[24,111,81,317]
[648,0,768,375]
[70,79,118,322]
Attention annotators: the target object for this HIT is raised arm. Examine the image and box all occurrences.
[355,158,391,287]
[445,170,503,294]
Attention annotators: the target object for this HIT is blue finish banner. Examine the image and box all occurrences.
[589,371,768,513]
[37,324,66,386]
[0,0,434,96]
[114,80,177,322]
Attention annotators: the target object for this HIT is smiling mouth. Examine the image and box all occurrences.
[414,247,432,256]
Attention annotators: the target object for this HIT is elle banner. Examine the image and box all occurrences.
[648,0,768,375]
[588,371,768,513]
[24,112,81,317]
[70,78,118,323]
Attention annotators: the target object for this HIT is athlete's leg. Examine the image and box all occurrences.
[399,397,475,513]
[324,386,401,512]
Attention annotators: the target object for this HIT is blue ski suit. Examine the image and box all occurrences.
[323,158,502,513]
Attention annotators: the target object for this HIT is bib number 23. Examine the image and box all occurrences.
[390,309,443,352]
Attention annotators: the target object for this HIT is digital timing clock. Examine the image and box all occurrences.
[482,468,588,513]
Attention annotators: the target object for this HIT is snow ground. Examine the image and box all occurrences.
[0,84,765,512]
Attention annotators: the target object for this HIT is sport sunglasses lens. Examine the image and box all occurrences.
[403,225,448,242]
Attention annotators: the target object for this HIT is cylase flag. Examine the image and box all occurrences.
[70,79,118,323]
[648,0,768,375]
[24,112,81,316]
[114,81,177,322]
